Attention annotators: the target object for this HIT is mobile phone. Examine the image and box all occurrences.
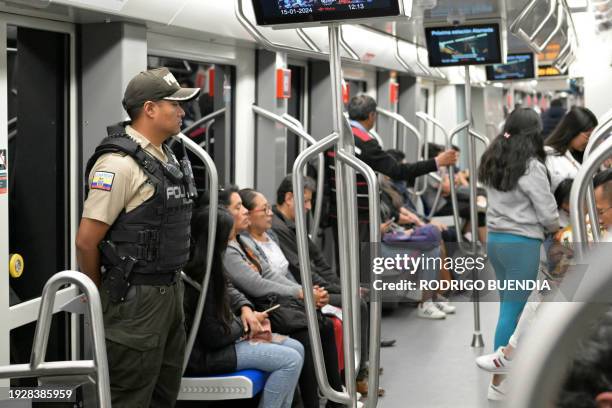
[262,304,280,314]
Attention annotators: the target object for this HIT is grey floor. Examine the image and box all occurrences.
[377,301,505,408]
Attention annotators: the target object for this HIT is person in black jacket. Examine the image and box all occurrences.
[324,94,459,280]
[184,206,304,408]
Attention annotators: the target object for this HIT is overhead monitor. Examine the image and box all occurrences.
[251,0,403,27]
[486,53,536,81]
[425,23,503,67]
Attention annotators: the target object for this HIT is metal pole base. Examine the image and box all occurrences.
[471,333,485,348]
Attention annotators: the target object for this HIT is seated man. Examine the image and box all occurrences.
[271,174,388,396]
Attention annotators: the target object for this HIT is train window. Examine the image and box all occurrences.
[147,56,236,186]
[6,23,71,366]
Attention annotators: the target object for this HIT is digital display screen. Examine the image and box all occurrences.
[425,24,502,67]
[251,0,401,26]
[486,53,535,81]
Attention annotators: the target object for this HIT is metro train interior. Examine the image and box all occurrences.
[0,0,611,407]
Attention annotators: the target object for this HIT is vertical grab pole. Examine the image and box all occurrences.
[294,134,350,405]
[336,151,382,408]
[329,23,358,408]
[464,66,484,348]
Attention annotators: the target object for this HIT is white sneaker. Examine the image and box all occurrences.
[434,300,456,314]
[476,347,512,373]
[357,402,364,408]
[417,301,446,319]
[487,380,507,401]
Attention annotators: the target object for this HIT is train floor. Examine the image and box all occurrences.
[378,300,501,408]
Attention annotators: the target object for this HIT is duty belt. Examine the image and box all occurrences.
[130,270,180,286]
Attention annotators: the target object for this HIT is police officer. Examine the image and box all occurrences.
[76,67,200,407]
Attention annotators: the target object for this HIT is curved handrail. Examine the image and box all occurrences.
[293,133,352,405]
[511,0,566,54]
[179,134,219,373]
[0,271,112,406]
[336,149,382,408]
[376,107,428,195]
[509,244,612,407]
[569,136,612,252]
[339,26,360,61]
[296,28,322,53]
[253,105,324,241]
[524,2,565,54]
[530,0,558,41]
[234,0,359,62]
[582,109,612,242]
[416,112,465,233]
[445,121,471,240]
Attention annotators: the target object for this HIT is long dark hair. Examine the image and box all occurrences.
[236,188,264,273]
[545,106,598,155]
[184,205,235,332]
[479,108,545,191]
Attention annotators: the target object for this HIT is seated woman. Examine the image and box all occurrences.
[220,186,345,408]
[183,205,304,408]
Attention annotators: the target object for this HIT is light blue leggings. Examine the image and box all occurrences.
[487,232,542,350]
[235,336,304,408]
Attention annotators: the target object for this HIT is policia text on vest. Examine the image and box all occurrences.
[76,67,201,407]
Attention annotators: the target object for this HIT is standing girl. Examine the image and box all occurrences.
[478,108,560,399]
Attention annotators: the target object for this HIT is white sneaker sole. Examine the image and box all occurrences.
[417,310,446,320]
[487,383,507,401]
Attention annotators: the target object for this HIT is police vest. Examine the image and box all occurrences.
[85,124,194,280]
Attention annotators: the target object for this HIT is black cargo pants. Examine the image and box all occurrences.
[100,280,185,408]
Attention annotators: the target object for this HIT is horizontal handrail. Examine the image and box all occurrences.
[2,271,111,406]
[10,285,78,330]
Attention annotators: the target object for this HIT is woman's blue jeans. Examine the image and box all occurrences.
[235,336,304,408]
[488,232,542,350]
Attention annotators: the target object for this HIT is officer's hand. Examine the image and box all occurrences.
[240,306,264,337]
[435,149,459,167]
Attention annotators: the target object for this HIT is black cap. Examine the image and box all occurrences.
[122,67,201,111]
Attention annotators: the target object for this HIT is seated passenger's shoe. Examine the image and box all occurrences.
[476,347,512,373]
[355,379,385,397]
[487,380,507,401]
[434,300,456,314]
[380,339,396,347]
[417,300,446,319]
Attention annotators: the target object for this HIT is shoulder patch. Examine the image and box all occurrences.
[91,171,115,192]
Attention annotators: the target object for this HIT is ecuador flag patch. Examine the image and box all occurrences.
[91,171,115,192]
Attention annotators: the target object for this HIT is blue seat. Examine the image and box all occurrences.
[178,369,269,401]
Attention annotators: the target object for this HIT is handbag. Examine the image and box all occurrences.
[252,293,309,334]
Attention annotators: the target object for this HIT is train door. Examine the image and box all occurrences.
[148,56,236,186]
[0,14,77,376]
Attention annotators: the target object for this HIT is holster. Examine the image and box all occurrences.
[99,240,137,303]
